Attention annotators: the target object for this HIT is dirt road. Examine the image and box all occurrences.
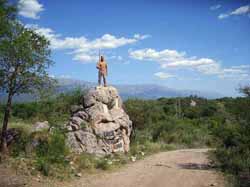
[66,148,225,187]
[0,149,225,187]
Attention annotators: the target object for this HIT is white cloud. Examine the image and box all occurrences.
[49,74,71,79]
[218,5,250,19]
[26,24,59,41]
[117,56,123,61]
[163,58,216,68]
[218,13,230,19]
[231,5,250,15]
[109,55,130,64]
[218,65,250,80]
[73,54,97,62]
[154,72,175,79]
[129,48,185,62]
[210,4,221,11]
[129,48,220,75]
[196,63,221,75]
[26,24,149,63]
[129,48,250,80]
[18,0,44,19]
[49,74,55,78]
[231,65,250,69]
[133,34,151,40]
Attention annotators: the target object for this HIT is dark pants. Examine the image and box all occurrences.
[98,71,107,86]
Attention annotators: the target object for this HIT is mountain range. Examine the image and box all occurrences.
[0,78,224,103]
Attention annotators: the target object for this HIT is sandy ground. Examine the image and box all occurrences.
[0,149,225,187]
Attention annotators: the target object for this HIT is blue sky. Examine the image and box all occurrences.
[17,0,250,96]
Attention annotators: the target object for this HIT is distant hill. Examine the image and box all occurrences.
[115,84,223,99]
[0,78,224,103]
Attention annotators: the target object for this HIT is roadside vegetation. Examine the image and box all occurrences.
[0,89,249,186]
[125,95,250,187]
[0,90,166,180]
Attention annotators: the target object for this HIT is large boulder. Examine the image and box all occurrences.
[65,86,132,156]
[31,121,49,132]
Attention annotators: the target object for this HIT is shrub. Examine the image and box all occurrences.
[212,98,250,186]
[150,118,212,147]
[1,88,86,124]
[34,129,69,176]
[113,153,130,165]
[75,153,96,170]
[9,126,31,157]
[36,157,50,176]
[130,141,165,156]
[96,158,112,170]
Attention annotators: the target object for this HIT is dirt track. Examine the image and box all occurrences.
[0,149,225,187]
[66,148,225,187]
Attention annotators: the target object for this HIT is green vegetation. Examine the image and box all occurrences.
[124,96,250,187]
[0,0,55,153]
[0,89,83,124]
[0,90,131,179]
[0,90,249,185]
[212,97,250,187]
[124,97,218,149]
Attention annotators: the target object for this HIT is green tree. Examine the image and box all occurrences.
[0,0,16,37]
[0,20,54,153]
[238,84,250,97]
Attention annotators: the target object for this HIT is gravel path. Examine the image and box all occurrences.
[0,149,225,187]
[68,148,225,187]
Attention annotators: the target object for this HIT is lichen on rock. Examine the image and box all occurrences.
[65,86,132,156]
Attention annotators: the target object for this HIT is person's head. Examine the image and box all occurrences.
[100,56,104,62]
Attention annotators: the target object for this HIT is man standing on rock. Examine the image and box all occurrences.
[96,55,108,87]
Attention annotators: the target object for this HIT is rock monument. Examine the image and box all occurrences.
[65,86,132,156]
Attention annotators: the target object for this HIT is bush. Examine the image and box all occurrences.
[34,129,69,176]
[96,158,112,170]
[0,88,86,124]
[151,118,212,147]
[36,157,50,176]
[9,127,31,157]
[75,153,96,170]
[212,98,250,186]
[130,140,172,157]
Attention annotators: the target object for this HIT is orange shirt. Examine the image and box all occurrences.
[97,61,107,75]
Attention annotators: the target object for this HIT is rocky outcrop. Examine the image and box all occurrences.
[31,121,49,132]
[4,128,21,146]
[65,86,132,156]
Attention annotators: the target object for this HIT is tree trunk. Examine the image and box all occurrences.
[0,92,13,154]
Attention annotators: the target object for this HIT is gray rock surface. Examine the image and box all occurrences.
[32,121,49,132]
[5,128,21,146]
[65,86,132,156]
